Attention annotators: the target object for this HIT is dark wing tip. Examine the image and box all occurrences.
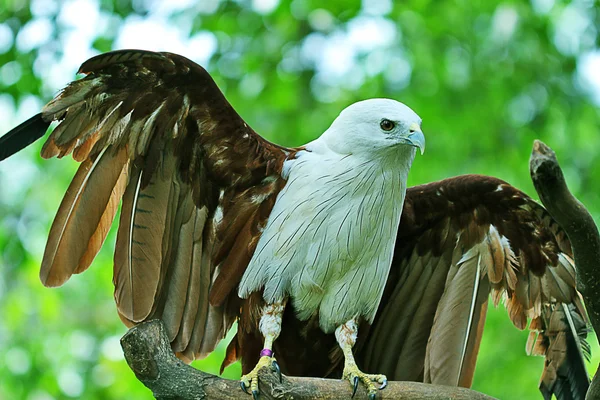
[78,49,169,74]
[538,303,591,400]
[0,113,50,161]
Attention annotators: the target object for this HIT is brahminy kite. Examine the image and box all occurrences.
[0,50,589,399]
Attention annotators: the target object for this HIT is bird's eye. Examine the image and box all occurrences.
[380,119,395,131]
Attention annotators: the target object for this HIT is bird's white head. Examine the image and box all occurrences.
[319,98,425,157]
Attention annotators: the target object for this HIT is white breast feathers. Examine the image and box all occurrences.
[238,140,416,333]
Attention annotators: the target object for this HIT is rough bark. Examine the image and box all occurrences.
[529,139,600,400]
[120,320,496,400]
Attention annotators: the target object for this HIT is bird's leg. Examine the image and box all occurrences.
[240,301,285,398]
[336,319,387,399]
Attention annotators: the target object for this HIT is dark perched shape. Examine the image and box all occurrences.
[0,50,591,399]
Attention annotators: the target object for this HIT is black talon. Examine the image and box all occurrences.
[252,389,260,400]
[352,376,359,398]
[379,378,388,390]
[240,381,249,394]
[368,392,376,400]
[272,360,282,382]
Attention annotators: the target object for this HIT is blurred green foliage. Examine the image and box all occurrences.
[0,0,599,399]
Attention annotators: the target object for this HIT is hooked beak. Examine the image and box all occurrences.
[403,123,425,155]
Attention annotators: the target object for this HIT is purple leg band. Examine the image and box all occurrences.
[260,348,273,357]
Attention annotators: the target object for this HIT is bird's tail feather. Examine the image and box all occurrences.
[0,113,51,161]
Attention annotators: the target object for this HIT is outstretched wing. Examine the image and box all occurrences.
[5,49,295,361]
[360,175,589,398]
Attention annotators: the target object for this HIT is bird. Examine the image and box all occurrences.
[0,49,589,400]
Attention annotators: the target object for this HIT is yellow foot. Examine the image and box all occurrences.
[240,356,281,399]
[343,364,387,399]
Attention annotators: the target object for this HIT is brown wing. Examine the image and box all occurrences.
[358,175,589,396]
[33,49,295,361]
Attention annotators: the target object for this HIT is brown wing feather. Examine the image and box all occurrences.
[360,248,444,381]
[76,166,128,273]
[537,302,590,399]
[424,245,491,386]
[160,188,196,341]
[28,49,297,361]
[356,175,589,397]
[40,146,128,286]
[114,152,175,322]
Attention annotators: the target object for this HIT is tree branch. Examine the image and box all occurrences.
[529,139,600,400]
[120,320,496,400]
